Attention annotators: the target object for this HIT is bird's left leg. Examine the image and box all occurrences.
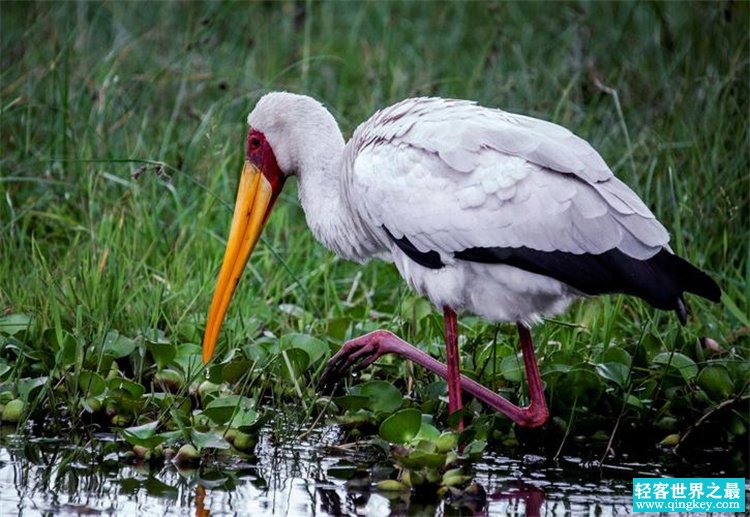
[319,326,549,428]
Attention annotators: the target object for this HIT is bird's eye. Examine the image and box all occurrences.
[249,137,261,150]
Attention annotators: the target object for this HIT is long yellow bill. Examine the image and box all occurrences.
[202,160,273,363]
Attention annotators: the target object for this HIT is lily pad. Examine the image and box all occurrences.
[333,395,371,412]
[0,314,32,336]
[397,449,446,470]
[601,346,632,368]
[2,399,26,422]
[281,333,328,363]
[641,332,664,361]
[191,429,230,451]
[325,318,351,341]
[207,364,225,384]
[350,380,403,413]
[697,365,734,400]
[56,332,78,366]
[595,362,630,389]
[653,352,698,382]
[228,407,260,431]
[103,331,137,359]
[123,421,166,449]
[174,343,202,374]
[660,433,680,446]
[556,368,602,404]
[464,439,487,459]
[275,348,310,381]
[413,422,441,442]
[376,479,410,492]
[221,359,254,384]
[107,377,145,398]
[379,408,422,443]
[436,432,458,453]
[626,394,644,409]
[337,411,372,426]
[79,371,107,397]
[422,380,447,400]
[17,377,48,402]
[202,395,253,425]
[147,341,177,371]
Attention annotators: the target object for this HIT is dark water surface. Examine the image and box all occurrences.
[0,425,745,516]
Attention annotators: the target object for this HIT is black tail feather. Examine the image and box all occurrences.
[387,230,722,322]
[453,246,721,320]
[666,252,722,303]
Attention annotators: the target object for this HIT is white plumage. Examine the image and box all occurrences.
[346,97,668,258]
[247,93,684,325]
[203,91,719,426]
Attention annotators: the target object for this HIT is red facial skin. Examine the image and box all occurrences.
[246,129,285,193]
[246,129,286,220]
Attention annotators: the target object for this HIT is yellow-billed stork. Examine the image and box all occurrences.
[201,92,720,429]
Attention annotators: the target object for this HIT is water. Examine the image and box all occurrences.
[0,425,745,516]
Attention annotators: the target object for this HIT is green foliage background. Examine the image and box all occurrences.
[1,1,748,470]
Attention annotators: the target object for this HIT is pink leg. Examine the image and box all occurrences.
[319,323,549,428]
[516,323,547,426]
[443,306,464,430]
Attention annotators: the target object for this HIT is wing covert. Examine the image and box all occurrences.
[343,98,669,263]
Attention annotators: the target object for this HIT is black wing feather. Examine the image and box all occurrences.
[385,228,721,321]
[455,246,720,312]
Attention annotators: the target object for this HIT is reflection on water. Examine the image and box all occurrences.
[0,424,742,516]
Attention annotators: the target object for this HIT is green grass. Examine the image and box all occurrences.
[1,1,748,470]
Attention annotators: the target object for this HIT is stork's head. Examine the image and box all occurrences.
[201,92,339,363]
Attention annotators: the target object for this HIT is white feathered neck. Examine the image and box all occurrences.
[247,92,376,262]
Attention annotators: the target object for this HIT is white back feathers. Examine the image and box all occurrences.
[246,93,720,323]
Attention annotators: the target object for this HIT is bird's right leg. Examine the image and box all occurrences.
[319,325,549,428]
[443,306,464,430]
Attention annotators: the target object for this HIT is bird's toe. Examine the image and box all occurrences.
[317,366,339,392]
[318,339,381,390]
